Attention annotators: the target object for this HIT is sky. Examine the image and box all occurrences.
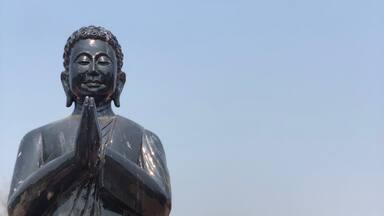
[1,0,384,215]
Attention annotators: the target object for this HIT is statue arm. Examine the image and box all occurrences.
[9,130,43,197]
[100,130,171,216]
[7,131,79,216]
[140,130,172,203]
[8,97,102,216]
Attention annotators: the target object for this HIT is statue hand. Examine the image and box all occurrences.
[75,96,102,169]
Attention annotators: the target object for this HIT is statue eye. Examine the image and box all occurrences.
[76,55,91,65]
[98,61,110,66]
[97,56,111,66]
[77,60,90,65]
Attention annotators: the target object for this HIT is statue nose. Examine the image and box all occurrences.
[89,62,98,76]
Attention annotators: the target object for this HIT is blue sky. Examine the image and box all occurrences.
[1,0,384,215]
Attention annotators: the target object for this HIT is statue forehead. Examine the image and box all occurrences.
[70,39,116,58]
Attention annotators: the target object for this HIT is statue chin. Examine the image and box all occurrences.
[72,90,113,106]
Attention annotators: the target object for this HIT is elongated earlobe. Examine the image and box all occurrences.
[61,71,74,107]
[112,72,126,107]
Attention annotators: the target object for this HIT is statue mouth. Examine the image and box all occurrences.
[81,81,106,90]
[85,82,102,87]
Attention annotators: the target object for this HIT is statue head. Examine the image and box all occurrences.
[61,26,126,107]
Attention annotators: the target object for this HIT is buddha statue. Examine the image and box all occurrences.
[7,26,171,216]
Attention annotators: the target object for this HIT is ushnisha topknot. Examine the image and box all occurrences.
[63,25,124,71]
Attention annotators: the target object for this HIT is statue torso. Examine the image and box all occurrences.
[41,115,143,164]
[34,115,145,215]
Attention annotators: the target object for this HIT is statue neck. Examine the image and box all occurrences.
[73,101,115,117]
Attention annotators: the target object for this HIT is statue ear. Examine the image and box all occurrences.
[61,71,74,107]
[112,72,126,107]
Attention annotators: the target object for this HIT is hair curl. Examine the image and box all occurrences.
[63,26,124,71]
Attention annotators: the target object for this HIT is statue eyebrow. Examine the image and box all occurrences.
[95,53,112,61]
[74,52,92,61]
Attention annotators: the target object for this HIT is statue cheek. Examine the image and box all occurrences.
[68,75,82,92]
[103,70,117,87]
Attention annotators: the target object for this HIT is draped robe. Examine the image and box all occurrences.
[8,115,171,216]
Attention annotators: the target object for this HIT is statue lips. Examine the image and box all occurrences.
[81,79,106,91]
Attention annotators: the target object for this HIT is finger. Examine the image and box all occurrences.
[84,96,90,107]
[88,97,100,138]
[89,97,96,109]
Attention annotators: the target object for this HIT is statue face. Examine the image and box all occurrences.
[68,39,118,103]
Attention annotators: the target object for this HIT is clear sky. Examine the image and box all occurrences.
[1,0,384,215]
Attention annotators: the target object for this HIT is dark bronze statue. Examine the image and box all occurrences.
[8,26,171,216]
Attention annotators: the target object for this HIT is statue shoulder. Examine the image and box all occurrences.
[142,128,166,160]
[38,115,80,133]
[114,115,144,130]
[19,127,43,147]
[20,115,79,146]
[143,129,162,144]
[114,116,162,142]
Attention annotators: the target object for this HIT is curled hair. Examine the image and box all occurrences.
[63,26,124,71]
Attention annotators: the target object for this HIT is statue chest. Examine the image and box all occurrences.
[41,116,143,165]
